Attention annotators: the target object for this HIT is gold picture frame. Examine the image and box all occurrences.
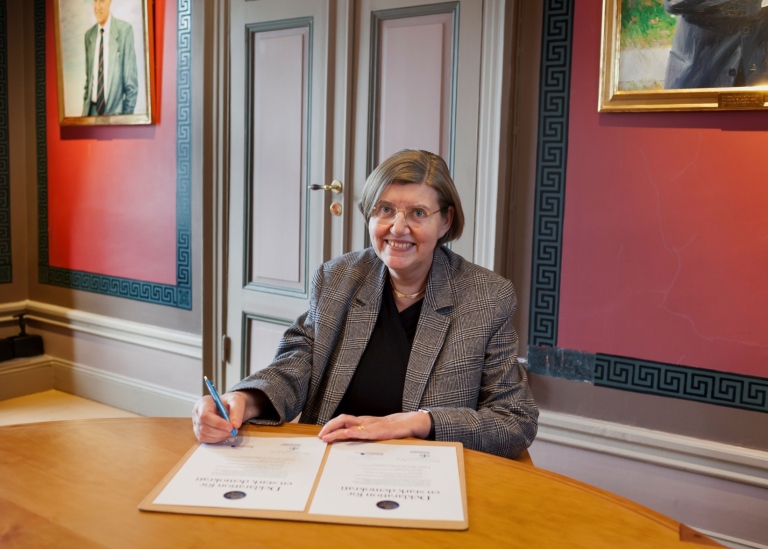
[599,0,768,112]
[53,0,155,125]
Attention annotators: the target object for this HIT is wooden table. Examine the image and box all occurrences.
[0,418,720,548]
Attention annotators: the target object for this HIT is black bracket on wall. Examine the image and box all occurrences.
[0,314,44,362]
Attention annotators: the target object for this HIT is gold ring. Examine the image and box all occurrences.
[357,425,365,431]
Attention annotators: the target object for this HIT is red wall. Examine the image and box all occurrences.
[45,0,177,285]
[557,0,768,377]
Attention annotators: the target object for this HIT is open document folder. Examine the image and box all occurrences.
[139,432,468,530]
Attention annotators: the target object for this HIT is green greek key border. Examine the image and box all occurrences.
[528,0,766,413]
[34,0,191,309]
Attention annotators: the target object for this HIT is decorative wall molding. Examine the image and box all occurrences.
[0,299,25,317]
[537,410,768,490]
[0,0,10,284]
[525,349,768,414]
[528,0,768,416]
[534,411,768,548]
[595,354,768,414]
[529,0,574,347]
[33,0,192,309]
[22,299,202,359]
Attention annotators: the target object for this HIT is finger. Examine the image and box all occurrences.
[320,426,357,443]
[193,415,234,443]
[320,421,373,443]
[220,392,246,428]
[318,414,358,437]
[193,395,238,441]
[196,425,233,444]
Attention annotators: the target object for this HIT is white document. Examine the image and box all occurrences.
[152,436,327,511]
[308,442,464,521]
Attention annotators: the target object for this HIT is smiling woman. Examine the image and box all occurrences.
[362,152,459,305]
[192,149,539,460]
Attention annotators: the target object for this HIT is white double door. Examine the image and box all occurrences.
[224,0,498,388]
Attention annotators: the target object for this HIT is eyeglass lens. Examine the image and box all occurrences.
[373,202,438,225]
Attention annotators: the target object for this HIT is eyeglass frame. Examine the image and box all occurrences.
[370,201,447,227]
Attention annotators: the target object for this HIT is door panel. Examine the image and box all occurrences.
[247,26,308,290]
[226,0,485,388]
[227,1,331,385]
[244,315,292,377]
[350,0,481,261]
[376,12,454,160]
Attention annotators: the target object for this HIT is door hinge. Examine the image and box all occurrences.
[221,335,231,364]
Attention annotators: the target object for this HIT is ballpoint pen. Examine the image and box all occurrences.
[204,376,238,437]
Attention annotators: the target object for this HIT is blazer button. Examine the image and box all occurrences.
[741,26,750,36]
[749,64,757,72]
[729,68,737,76]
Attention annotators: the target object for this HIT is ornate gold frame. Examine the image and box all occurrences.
[53,0,155,125]
[598,0,768,112]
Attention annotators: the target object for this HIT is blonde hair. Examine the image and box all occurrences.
[358,149,464,245]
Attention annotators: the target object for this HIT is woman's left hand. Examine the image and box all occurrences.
[318,411,432,443]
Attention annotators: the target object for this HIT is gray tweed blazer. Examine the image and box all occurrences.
[231,246,538,458]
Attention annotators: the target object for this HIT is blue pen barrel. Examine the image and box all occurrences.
[204,376,238,437]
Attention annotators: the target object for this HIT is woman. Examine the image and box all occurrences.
[193,149,538,458]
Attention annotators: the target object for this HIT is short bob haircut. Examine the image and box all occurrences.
[358,149,464,246]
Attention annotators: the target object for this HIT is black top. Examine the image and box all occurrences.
[333,277,423,417]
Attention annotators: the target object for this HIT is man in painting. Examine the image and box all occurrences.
[82,0,139,116]
[663,0,768,88]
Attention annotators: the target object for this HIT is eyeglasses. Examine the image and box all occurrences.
[371,201,444,227]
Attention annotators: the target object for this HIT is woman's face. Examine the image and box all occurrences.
[368,183,453,283]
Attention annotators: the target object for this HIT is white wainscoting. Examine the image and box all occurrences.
[0,300,201,417]
[3,302,767,546]
[530,410,768,549]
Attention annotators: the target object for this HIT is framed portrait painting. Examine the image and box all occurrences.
[599,0,768,112]
[53,0,155,125]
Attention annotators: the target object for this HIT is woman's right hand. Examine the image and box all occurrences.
[192,390,257,443]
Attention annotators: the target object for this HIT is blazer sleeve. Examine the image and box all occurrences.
[119,21,139,114]
[427,280,539,459]
[664,0,763,18]
[83,29,94,115]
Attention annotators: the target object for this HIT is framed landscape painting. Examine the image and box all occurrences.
[599,0,768,112]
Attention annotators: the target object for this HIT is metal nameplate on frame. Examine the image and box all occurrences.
[718,93,766,109]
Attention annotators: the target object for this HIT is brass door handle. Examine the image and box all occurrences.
[308,180,343,194]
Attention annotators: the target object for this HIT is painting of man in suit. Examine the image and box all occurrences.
[663,0,768,89]
[82,0,139,115]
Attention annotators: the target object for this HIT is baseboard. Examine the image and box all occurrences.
[697,528,768,549]
[0,356,54,400]
[0,356,198,417]
[534,410,768,548]
[537,410,768,490]
[0,300,202,415]
[52,358,198,416]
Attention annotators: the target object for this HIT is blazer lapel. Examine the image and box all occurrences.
[402,248,453,411]
[107,25,122,108]
[316,260,387,422]
[85,26,97,75]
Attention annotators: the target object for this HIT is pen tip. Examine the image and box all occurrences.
[203,375,209,381]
